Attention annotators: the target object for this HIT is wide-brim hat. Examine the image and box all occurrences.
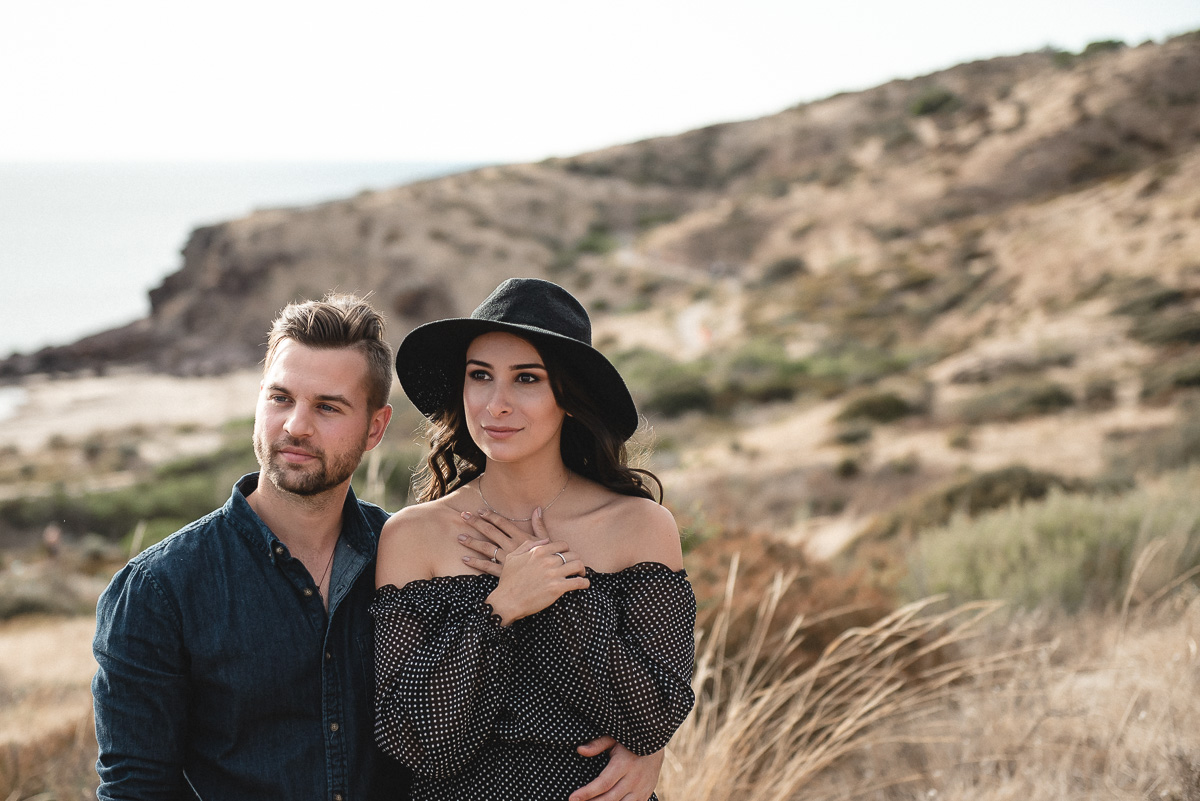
[395,277,639,442]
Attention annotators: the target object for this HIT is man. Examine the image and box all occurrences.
[93,293,663,800]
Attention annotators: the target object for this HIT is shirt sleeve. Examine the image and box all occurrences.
[92,561,191,801]
[541,564,697,755]
[370,580,514,778]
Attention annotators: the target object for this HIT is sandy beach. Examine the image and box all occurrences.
[0,368,262,455]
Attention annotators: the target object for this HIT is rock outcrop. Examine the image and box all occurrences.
[3,32,1198,378]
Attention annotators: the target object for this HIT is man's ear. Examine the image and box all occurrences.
[366,404,393,451]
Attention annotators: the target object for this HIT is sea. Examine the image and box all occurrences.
[0,160,475,421]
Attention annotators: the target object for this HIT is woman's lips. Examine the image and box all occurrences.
[482,426,521,440]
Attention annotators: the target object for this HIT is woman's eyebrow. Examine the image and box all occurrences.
[466,358,546,370]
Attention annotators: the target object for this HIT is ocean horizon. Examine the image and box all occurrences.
[1,160,477,358]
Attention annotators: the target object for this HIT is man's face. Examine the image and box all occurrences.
[253,340,389,497]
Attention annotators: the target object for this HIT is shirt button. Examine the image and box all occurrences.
[325,651,333,661]
[334,795,343,801]
[274,545,285,555]
[303,588,314,597]
[330,722,339,732]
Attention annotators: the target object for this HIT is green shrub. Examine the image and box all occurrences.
[1080,39,1125,58]
[617,348,715,418]
[1130,311,1200,346]
[902,468,1200,613]
[801,343,914,392]
[910,86,962,116]
[576,223,618,255]
[834,424,873,445]
[717,339,809,406]
[836,391,916,424]
[952,378,1075,424]
[0,437,255,541]
[1083,376,1118,410]
[760,256,808,285]
[1140,352,1200,400]
[859,465,1083,543]
[1112,282,1185,317]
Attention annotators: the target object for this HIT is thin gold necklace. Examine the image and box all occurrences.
[477,472,570,523]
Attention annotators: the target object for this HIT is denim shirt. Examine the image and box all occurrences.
[92,473,410,801]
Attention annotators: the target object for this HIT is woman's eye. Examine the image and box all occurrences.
[516,373,539,383]
[468,370,490,381]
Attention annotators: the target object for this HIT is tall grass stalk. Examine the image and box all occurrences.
[660,555,1007,800]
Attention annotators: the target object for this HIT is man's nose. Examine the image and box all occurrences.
[284,405,315,437]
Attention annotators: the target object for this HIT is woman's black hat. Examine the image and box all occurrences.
[395,278,639,442]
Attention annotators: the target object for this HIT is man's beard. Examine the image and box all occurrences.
[254,434,366,497]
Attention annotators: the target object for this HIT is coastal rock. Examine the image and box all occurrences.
[3,32,1198,378]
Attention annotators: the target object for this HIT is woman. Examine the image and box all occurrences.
[372,278,695,800]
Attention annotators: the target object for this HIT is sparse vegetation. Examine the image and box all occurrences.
[1140,351,1200,400]
[951,378,1075,424]
[903,468,1200,612]
[910,85,962,116]
[836,390,918,424]
[857,465,1086,545]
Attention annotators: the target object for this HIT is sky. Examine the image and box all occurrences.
[2,0,1198,164]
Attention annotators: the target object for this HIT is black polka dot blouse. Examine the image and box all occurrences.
[370,561,696,801]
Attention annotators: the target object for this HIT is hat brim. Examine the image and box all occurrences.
[396,317,639,443]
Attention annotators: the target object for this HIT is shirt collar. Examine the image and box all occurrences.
[229,472,378,563]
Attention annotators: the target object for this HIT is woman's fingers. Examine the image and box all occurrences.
[475,508,540,543]
[531,506,549,540]
[462,553,502,576]
[461,510,512,545]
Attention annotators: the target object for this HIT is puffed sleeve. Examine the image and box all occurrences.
[92,561,191,801]
[370,578,515,778]
[541,563,696,755]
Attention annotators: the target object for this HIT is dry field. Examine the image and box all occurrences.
[1,552,1196,800]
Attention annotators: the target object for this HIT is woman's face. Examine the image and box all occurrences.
[463,332,566,465]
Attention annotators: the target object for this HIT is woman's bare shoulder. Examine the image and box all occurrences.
[377,488,474,586]
[595,491,683,571]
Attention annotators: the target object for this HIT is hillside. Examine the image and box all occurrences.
[2,33,1200,800]
[3,32,1200,559]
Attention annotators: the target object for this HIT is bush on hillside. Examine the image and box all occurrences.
[1140,351,1200,401]
[902,468,1200,612]
[910,86,962,117]
[951,378,1075,423]
[836,391,917,424]
[1129,310,1200,346]
[857,465,1085,544]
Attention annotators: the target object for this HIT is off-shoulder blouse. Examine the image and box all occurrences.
[370,562,696,801]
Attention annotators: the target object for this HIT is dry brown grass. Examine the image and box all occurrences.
[660,556,1011,800]
[661,557,1200,801]
[5,550,1200,800]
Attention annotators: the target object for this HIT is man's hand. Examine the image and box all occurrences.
[571,736,664,801]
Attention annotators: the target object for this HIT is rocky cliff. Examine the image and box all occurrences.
[4,31,1200,560]
[5,32,1198,384]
